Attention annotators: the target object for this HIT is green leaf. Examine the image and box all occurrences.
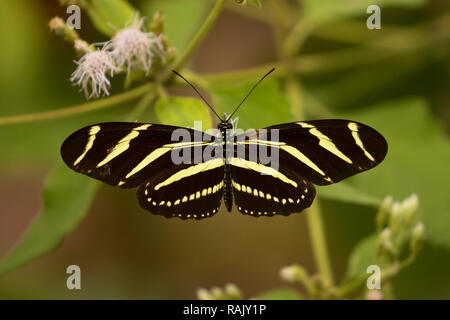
[255,287,303,300]
[0,164,98,275]
[85,0,136,36]
[155,96,212,129]
[142,0,211,52]
[0,1,45,108]
[339,98,450,249]
[318,182,381,206]
[312,55,424,111]
[303,0,426,25]
[345,234,377,280]
[209,78,293,129]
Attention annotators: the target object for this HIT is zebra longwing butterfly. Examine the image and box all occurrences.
[61,69,387,220]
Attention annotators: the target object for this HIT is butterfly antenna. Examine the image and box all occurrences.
[226,67,275,121]
[172,70,223,121]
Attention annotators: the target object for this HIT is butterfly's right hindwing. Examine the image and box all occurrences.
[230,160,316,217]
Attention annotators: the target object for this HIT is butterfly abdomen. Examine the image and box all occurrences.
[219,123,234,212]
[224,164,233,212]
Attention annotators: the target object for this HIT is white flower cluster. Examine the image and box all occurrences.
[70,17,165,99]
[70,46,118,99]
[196,283,242,300]
[106,17,165,76]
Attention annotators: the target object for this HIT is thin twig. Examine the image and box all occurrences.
[169,0,227,75]
[127,89,158,121]
[306,200,335,289]
[0,83,153,126]
[335,254,417,299]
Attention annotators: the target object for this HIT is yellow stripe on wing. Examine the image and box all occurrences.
[230,158,298,188]
[73,125,100,166]
[97,124,152,168]
[154,158,224,191]
[348,122,375,161]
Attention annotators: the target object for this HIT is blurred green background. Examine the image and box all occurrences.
[0,0,449,299]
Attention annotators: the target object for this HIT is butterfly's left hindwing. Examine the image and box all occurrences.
[137,161,224,220]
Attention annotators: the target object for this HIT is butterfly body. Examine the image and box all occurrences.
[218,120,235,212]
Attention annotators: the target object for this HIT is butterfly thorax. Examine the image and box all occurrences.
[218,120,233,212]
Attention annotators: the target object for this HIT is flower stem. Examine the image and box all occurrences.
[277,2,335,290]
[335,275,368,299]
[0,83,153,126]
[127,88,158,121]
[170,0,226,73]
[306,200,335,289]
[284,76,304,120]
[284,74,335,290]
[335,249,417,299]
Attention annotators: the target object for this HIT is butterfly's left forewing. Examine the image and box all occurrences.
[61,122,214,189]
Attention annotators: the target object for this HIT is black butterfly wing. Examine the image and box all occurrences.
[61,119,387,219]
[61,122,214,189]
[229,119,386,217]
[230,163,316,217]
[137,159,224,220]
[236,119,387,186]
[61,122,223,219]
